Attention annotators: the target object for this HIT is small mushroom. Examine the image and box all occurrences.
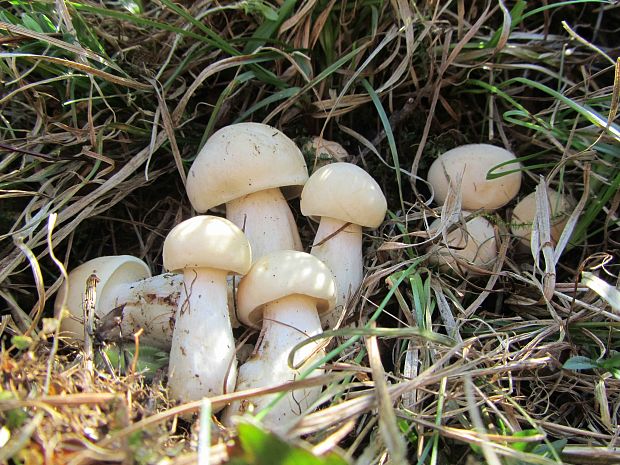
[186,122,308,260]
[300,162,387,328]
[302,136,350,171]
[427,144,522,211]
[427,214,498,275]
[163,216,251,406]
[510,188,572,245]
[56,255,180,349]
[222,250,336,428]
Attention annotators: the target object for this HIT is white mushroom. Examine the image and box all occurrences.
[163,216,251,406]
[186,122,308,260]
[427,214,498,275]
[427,144,522,211]
[56,255,180,349]
[300,162,387,328]
[223,250,336,428]
[510,188,572,246]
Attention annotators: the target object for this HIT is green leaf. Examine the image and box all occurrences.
[485,0,527,48]
[120,0,143,15]
[36,13,56,33]
[510,429,540,452]
[599,352,620,370]
[0,391,27,429]
[230,422,349,465]
[242,0,297,54]
[11,335,33,350]
[233,86,301,123]
[531,438,567,458]
[128,430,144,448]
[397,418,418,444]
[0,10,19,24]
[98,344,169,379]
[256,3,279,21]
[20,13,44,33]
[562,356,597,371]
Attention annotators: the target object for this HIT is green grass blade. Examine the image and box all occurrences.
[361,78,404,213]
[507,77,620,141]
[243,0,297,54]
[234,86,301,123]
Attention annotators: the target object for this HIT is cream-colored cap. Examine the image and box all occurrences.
[300,162,387,228]
[303,137,349,167]
[163,216,251,275]
[427,144,522,211]
[237,250,336,329]
[186,123,308,212]
[427,214,497,275]
[56,255,150,340]
[511,189,572,245]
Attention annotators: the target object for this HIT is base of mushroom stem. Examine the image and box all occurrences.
[222,295,326,428]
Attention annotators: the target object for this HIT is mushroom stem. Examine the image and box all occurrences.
[311,217,363,328]
[224,295,324,427]
[226,188,302,259]
[168,268,236,408]
[96,273,181,349]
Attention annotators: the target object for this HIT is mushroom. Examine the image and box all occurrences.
[56,255,180,349]
[186,122,308,260]
[222,250,336,428]
[427,144,522,211]
[300,162,387,328]
[427,214,498,275]
[510,188,572,245]
[302,136,349,171]
[163,215,251,406]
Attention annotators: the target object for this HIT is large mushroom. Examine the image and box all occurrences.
[56,255,180,349]
[163,216,251,406]
[222,250,336,427]
[300,162,387,328]
[186,122,308,260]
[427,144,522,211]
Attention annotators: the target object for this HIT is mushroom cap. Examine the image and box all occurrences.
[186,123,308,212]
[303,137,350,168]
[510,189,572,245]
[237,250,337,329]
[427,214,497,274]
[300,162,387,228]
[56,255,151,340]
[427,144,522,211]
[163,215,251,275]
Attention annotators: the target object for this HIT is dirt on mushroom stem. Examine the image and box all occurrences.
[222,294,325,429]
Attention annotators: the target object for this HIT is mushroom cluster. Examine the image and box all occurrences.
[57,124,387,430]
[424,143,573,275]
[424,144,521,274]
